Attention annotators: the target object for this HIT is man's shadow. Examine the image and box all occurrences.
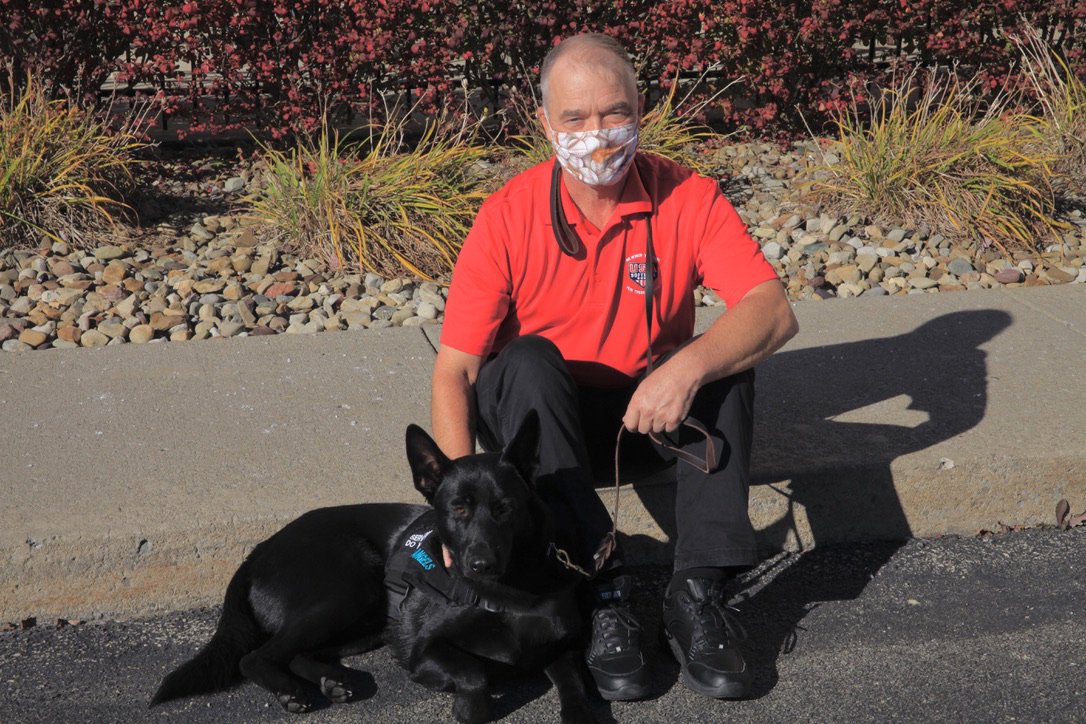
[622,308,1012,697]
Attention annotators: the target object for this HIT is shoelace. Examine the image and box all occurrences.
[683,584,748,655]
[593,606,641,655]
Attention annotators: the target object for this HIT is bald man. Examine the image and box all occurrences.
[431,33,798,701]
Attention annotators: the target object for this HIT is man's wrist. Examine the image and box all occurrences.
[670,340,714,389]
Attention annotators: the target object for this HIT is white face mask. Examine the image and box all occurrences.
[546,113,639,187]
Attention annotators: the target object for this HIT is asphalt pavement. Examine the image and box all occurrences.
[0,527,1082,723]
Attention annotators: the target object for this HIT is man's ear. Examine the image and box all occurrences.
[405,424,451,503]
[537,104,551,137]
[500,410,541,487]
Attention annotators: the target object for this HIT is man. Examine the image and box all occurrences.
[430,33,799,701]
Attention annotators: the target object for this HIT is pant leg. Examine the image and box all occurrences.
[655,366,758,571]
[473,335,621,568]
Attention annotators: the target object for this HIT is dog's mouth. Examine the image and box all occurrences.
[462,568,502,582]
[447,546,506,581]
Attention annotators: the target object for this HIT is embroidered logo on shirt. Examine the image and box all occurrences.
[625,252,658,295]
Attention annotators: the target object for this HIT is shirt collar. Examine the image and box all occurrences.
[543,154,653,229]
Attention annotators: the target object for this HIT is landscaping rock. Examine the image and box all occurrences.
[947,258,975,277]
[98,322,129,340]
[129,325,154,344]
[94,245,127,261]
[1044,267,1076,284]
[18,329,48,347]
[218,321,245,338]
[80,329,110,347]
[909,277,939,290]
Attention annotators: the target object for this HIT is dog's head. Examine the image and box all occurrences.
[405,411,541,582]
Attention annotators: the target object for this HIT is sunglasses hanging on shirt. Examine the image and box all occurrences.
[550,161,583,256]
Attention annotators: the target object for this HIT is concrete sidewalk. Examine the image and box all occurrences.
[2,285,1084,620]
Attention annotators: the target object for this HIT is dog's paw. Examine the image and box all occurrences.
[452,691,493,724]
[277,692,311,714]
[320,675,352,704]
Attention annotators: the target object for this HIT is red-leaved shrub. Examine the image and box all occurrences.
[1,0,1083,138]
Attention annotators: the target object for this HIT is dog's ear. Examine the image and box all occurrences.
[405,424,451,502]
[500,409,541,486]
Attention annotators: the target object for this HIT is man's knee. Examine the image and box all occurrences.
[476,335,583,454]
[490,335,570,383]
[499,334,564,364]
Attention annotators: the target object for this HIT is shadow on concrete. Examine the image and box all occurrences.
[618,309,1013,696]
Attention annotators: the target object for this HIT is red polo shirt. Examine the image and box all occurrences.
[440,153,777,387]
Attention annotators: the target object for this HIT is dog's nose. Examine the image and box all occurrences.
[469,557,495,575]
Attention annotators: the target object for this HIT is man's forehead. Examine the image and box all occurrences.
[545,61,636,111]
[553,99,635,119]
[550,50,629,86]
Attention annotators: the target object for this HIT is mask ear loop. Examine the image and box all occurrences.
[550,161,582,256]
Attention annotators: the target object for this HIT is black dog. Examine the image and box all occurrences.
[151,411,595,723]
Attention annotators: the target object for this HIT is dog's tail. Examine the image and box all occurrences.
[150,558,263,707]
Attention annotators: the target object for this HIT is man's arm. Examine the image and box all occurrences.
[431,344,486,458]
[623,278,799,434]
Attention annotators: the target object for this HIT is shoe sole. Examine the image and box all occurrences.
[661,627,751,699]
[589,667,650,702]
[595,680,650,702]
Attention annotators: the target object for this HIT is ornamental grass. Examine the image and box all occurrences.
[0,71,145,250]
[246,107,490,280]
[1013,25,1086,195]
[802,68,1062,258]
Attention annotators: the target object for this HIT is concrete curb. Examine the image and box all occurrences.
[2,285,1084,620]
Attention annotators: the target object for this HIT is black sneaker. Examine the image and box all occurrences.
[585,575,650,701]
[661,577,751,698]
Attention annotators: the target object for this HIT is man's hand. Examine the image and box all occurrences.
[622,279,799,434]
[623,358,702,434]
[443,544,454,569]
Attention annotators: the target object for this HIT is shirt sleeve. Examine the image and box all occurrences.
[438,200,513,356]
[694,180,779,309]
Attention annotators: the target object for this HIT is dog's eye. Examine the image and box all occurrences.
[451,503,469,517]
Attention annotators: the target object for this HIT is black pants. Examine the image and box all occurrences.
[474,335,757,573]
